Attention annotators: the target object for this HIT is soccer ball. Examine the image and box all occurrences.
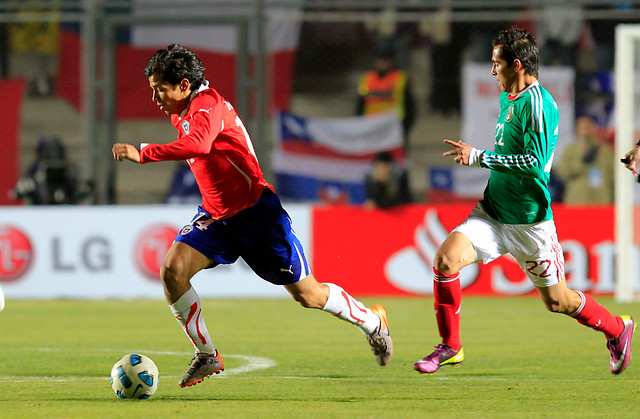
[110,353,159,399]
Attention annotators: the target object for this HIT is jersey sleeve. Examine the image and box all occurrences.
[478,149,541,178]
[479,94,556,179]
[139,98,223,163]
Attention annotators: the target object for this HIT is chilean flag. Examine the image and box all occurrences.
[273,111,404,204]
[56,0,300,119]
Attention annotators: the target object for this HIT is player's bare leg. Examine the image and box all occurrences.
[285,273,393,366]
[161,242,224,386]
[535,280,581,314]
[537,280,633,374]
[415,232,474,374]
[161,242,210,304]
[433,232,477,275]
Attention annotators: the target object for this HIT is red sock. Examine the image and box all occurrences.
[571,291,624,340]
[433,267,462,350]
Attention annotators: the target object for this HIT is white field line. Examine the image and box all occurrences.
[0,348,276,383]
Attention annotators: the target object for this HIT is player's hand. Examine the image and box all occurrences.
[621,145,640,177]
[443,139,473,165]
[112,143,141,163]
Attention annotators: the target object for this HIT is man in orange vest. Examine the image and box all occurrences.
[356,48,416,152]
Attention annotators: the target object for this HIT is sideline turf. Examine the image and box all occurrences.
[0,297,637,418]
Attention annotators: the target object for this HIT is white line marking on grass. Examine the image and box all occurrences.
[0,348,277,383]
[102,349,278,376]
[222,355,277,376]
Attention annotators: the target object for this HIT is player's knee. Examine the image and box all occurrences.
[160,256,188,284]
[433,251,458,275]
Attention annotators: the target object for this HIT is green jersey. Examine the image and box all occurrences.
[478,81,558,224]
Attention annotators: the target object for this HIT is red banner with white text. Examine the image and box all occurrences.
[312,204,617,296]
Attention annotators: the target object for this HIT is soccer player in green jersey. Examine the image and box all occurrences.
[414,28,635,375]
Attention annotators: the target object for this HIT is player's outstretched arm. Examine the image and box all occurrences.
[112,143,141,163]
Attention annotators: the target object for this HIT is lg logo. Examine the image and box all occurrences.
[0,222,179,283]
[0,225,34,282]
[134,224,178,281]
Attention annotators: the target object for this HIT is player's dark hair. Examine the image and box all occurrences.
[144,44,205,90]
[492,27,539,78]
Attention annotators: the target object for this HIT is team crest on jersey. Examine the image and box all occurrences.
[180,225,193,235]
[505,104,514,122]
[181,120,190,134]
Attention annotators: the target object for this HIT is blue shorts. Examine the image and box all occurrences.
[175,189,311,285]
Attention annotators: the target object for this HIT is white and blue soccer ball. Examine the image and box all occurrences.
[110,353,159,399]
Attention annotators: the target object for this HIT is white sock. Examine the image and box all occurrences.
[321,283,380,335]
[170,287,215,354]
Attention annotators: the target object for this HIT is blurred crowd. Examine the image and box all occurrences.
[5,1,638,206]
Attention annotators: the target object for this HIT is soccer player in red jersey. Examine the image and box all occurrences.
[112,44,392,388]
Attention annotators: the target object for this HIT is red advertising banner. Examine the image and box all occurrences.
[312,204,615,296]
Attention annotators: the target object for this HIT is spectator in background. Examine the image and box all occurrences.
[12,137,92,205]
[9,1,60,96]
[556,115,614,204]
[364,151,412,209]
[356,46,416,152]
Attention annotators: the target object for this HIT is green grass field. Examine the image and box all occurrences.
[0,296,638,418]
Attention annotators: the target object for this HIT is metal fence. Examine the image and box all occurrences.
[3,0,640,204]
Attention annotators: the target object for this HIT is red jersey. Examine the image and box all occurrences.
[139,87,273,220]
